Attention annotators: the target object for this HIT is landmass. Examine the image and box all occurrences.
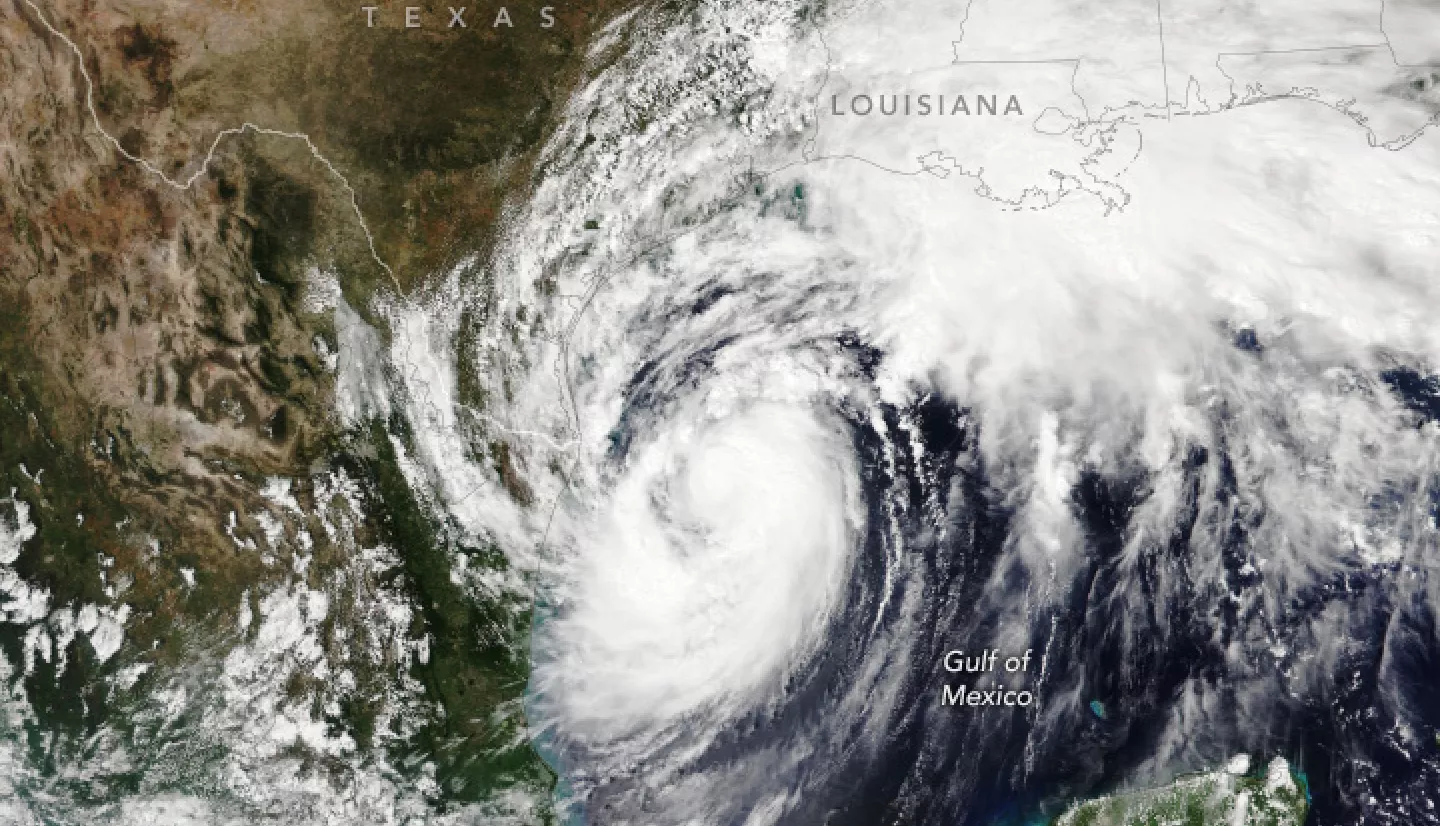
[0,0,631,817]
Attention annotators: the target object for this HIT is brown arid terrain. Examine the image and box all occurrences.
[0,0,634,815]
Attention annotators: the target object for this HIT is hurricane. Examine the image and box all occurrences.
[386,0,1440,823]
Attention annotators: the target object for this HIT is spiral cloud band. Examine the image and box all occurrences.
[545,397,860,737]
[390,0,1440,823]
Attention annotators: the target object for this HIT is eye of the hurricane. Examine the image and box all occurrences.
[549,401,860,737]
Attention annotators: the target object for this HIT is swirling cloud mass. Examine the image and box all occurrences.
[393,0,1440,823]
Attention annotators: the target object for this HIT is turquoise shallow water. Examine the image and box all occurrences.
[528,723,583,826]
[1295,770,1312,805]
[525,597,585,826]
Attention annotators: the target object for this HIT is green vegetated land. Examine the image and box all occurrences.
[0,0,636,816]
[355,419,555,804]
[1054,758,1308,826]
